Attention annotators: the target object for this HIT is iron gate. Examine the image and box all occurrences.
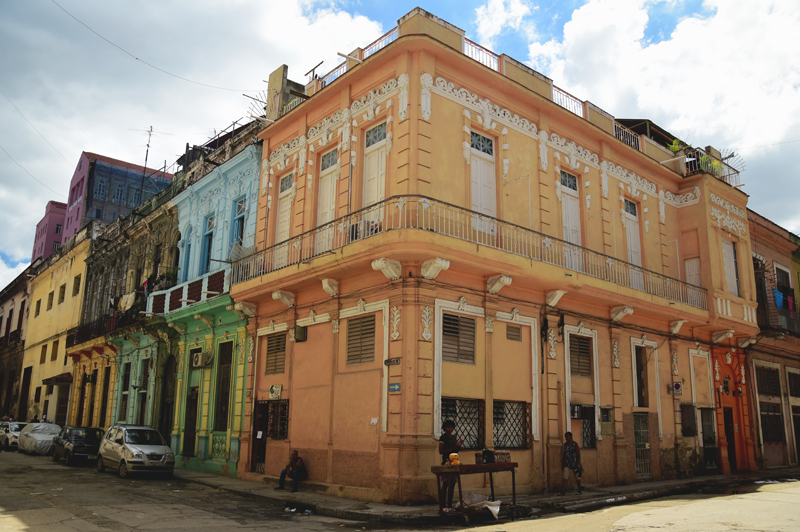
[634,413,652,481]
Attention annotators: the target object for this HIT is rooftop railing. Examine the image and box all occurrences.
[363,27,399,59]
[614,122,640,151]
[231,195,707,310]
[464,38,499,71]
[552,86,585,118]
[683,147,740,186]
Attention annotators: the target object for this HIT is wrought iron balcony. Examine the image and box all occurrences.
[756,282,800,335]
[231,195,707,310]
[66,307,142,348]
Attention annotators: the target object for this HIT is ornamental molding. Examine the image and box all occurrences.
[398,73,409,121]
[487,274,512,295]
[601,160,655,195]
[548,328,557,359]
[672,352,679,375]
[321,278,339,297]
[421,306,433,341]
[711,207,748,237]
[390,306,401,341]
[613,340,620,368]
[269,76,401,163]
[420,73,433,121]
[710,193,745,219]
[660,186,701,209]
[372,258,402,281]
[421,257,450,280]
[485,316,495,333]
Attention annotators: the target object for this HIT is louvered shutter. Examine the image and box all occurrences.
[347,315,376,364]
[569,335,592,377]
[264,334,286,375]
[214,342,233,431]
[442,313,476,364]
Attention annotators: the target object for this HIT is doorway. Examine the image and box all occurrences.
[793,407,800,465]
[18,367,32,421]
[183,387,199,457]
[624,199,644,290]
[560,171,582,272]
[251,400,270,473]
[159,356,176,439]
[274,174,293,268]
[724,408,738,471]
[56,384,69,425]
[634,413,652,481]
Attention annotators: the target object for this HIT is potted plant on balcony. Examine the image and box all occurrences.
[666,139,688,153]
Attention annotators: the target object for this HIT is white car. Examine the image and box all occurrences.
[18,423,62,455]
[0,422,28,449]
[96,425,174,478]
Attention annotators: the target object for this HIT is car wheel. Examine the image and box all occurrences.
[64,451,72,466]
[52,447,59,461]
[96,455,106,473]
[118,461,129,479]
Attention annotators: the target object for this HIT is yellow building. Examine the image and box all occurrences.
[230,9,759,502]
[22,222,96,424]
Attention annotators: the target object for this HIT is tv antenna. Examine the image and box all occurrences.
[130,126,174,197]
[243,89,278,124]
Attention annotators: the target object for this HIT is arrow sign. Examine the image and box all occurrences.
[389,383,401,392]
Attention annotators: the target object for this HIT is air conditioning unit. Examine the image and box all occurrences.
[192,350,212,369]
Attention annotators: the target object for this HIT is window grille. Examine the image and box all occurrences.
[624,199,638,216]
[267,399,289,439]
[700,408,716,446]
[442,313,476,364]
[347,315,376,364]
[788,372,800,397]
[279,174,293,193]
[141,361,150,390]
[756,367,781,397]
[365,123,387,148]
[681,403,697,437]
[560,170,578,191]
[760,403,785,443]
[264,333,286,375]
[214,342,233,432]
[506,324,522,342]
[492,401,531,449]
[441,397,485,450]
[580,405,596,449]
[321,149,338,171]
[470,132,493,156]
[569,334,592,377]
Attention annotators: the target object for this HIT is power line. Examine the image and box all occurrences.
[0,85,71,165]
[0,143,67,198]
[50,0,259,93]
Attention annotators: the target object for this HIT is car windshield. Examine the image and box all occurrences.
[73,428,104,441]
[10,423,27,432]
[124,429,164,445]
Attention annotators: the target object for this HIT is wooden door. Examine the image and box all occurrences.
[274,175,293,269]
[624,199,644,290]
[183,387,199,457]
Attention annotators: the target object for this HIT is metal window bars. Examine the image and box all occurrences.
[493,401,532,449]
[231,195,708,310]
[441,397,485,450]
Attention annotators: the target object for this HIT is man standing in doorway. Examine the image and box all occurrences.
[560,431,582,495]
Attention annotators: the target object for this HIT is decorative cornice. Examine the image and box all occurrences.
[710,193,745,219]
[660,186,701,208]
[711,206,747,237]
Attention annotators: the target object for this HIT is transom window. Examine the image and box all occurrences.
[279,174,293,193]
[235,198,246,217]
[321,149,338,172]
[624,199,638,216]
[206,215,216,232]
[470,132,493,156]
[365,123,387,148]
[560,170,578,191]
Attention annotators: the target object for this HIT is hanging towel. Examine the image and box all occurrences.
[773,289,784,308]
[789,296,795,319]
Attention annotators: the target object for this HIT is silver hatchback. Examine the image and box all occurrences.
[96,425,175,478]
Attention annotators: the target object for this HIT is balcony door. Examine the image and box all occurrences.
[624,199,644,290]
[274,174,293,269]
[316,149,338,255]
[561,171,582,271]
[363,123,386,226]
[470,132,497,237]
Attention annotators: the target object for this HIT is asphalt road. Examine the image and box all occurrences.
[2,448,799,532]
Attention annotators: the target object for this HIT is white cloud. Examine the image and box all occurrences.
[526,0,800,225]
[0,258,28,290]
[475,0,535,49]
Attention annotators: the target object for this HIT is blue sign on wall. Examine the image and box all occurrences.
[389,383,401,392]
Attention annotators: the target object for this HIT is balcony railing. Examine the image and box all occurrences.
[66,307,143,349]
[320,62,347,88]
[363,27,399,59]
[683,147,740,186]
[614,122,640,151]
[231,195,707,309]
[552,86,585,118]
[147,268,230,315]
[464,38,499,71]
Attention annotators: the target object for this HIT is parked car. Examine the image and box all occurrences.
[96,425,174,478]
[52,426,104,465]
[0,422,29,449]
[17,423,62,454]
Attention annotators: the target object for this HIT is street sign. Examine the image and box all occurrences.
[385,358,401,366]
[389,383,401,392]
[673,382,683,396]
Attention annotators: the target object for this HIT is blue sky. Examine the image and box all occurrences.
[0,0,798,288]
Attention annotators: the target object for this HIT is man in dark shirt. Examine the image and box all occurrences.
[560,431,582,495]
[438,420,464,508]
[275,450,307,492]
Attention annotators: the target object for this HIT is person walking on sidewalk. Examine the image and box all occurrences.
[560,431,582,495]
[275,450,307,492]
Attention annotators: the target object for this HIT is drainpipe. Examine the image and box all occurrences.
[250,333,259,432]
[540,316,549,491]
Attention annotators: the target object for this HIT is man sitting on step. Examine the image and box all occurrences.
[275,450,307,493]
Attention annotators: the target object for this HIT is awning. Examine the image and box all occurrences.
[42,373,73,385]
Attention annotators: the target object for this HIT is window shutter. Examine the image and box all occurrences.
[506,324,522,342]
[264,334,286,375]
[721,239,739,297]
[213,342,233,432]
[756,367,781,396]
[442,313,475,364]
[347,315,376,364]
[681,403,697,437]
[569,335,592,377]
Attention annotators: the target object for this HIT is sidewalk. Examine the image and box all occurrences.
[171,466,800,525]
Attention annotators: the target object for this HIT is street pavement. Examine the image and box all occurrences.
[2,447,800,531]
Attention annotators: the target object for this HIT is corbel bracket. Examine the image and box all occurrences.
[168,322,186,335]
[194,314,214,328]
[272,290,296,307]
[712,329,735,344]
[372,258,402,281]
[487,274,512,295]
[421,257,450,280]
[546,290,567,307]
[321,279,339,297]
[670,320,687,335]
[610,305,634,323]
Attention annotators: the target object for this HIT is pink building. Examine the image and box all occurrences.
[62,152,172,244]
[31,201,66,262]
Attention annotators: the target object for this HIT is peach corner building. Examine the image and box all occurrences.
[229,8,765,503]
